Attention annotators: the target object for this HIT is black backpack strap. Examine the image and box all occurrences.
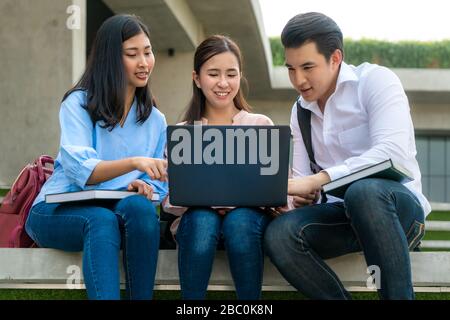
[296,99,328,203]
[296,99,321,173]
[297,102,312,161]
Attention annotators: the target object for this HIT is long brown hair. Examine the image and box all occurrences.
[181,35,251,124]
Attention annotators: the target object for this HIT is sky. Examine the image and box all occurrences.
[259,0,450,41]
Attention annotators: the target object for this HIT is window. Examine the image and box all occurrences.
[416,135,450,203]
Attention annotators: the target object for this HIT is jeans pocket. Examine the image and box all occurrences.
[406,220,425,251]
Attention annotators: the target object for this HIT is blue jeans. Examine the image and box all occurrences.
[176,207,272,300]
[264,179,425,300]
[25,195,160,300]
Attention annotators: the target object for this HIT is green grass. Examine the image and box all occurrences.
[426,211,450,221]
[0,189,8,197]
[422,211,450,250]
[422,248,450,252]
[0,289,88,300]
[1,289,450,300]
[423,231,450,241]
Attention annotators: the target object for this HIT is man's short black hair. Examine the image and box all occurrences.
[281,12,344,61]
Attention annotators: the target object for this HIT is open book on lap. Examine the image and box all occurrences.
[322,159,413,199]
[45,190,160,204]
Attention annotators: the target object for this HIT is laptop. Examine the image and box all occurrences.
[167,125,291,207]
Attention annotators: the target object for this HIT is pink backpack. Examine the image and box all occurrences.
[0,155,54,247]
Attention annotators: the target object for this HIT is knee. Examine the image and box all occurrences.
[344,178,391,220]
[345,178,389,200]
[223,224,253,256]
[263,215,296,256]
[87,208,118,230]
[223,208,269,252]
[85,209,121,243]
[182,208,221,234]
[177,209,220,254]
[223,208,268,236]
[116,195,159,228]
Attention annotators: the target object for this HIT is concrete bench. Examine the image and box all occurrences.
[1,196,450,293]
[1,249,450,293]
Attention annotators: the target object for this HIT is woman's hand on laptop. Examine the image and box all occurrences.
[128,179,154,200]
[132,157,168,182]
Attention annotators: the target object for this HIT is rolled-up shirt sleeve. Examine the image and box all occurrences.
[323,164,351,182]
[58,94,102,188]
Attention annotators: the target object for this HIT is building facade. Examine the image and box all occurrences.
[1,0,449,202]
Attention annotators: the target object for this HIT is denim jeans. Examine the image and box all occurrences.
[25,195,160,300]
[264,178,425,300]
[176,207,272,300]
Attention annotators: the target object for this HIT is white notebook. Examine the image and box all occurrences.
[45,190,160,204]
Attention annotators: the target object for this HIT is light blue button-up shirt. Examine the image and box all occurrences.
[33,90,168,206]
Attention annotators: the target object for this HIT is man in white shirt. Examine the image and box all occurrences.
[264,12,430,300]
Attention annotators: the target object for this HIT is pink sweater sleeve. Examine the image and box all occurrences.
[162,194,188,216]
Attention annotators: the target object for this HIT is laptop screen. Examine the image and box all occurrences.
[167,125,291,207]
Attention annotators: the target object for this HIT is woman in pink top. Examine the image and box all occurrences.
[163,35,274,300]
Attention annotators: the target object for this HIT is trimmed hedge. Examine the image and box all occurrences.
[270,37,450,68]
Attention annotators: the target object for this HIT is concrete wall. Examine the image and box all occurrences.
[1,0,448,187]
[0,0,74,187]
[249,99,293,125]
[411,103,450,132]
[251,99,450,132]
[151,51,194,125]
[0,0,194,186]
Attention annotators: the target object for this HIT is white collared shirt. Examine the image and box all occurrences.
[290,62,431,215]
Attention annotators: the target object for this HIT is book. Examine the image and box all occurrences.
[322,159,413,199]
[45,190,160,204]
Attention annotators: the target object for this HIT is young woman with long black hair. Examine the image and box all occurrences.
[25,14,167,300]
